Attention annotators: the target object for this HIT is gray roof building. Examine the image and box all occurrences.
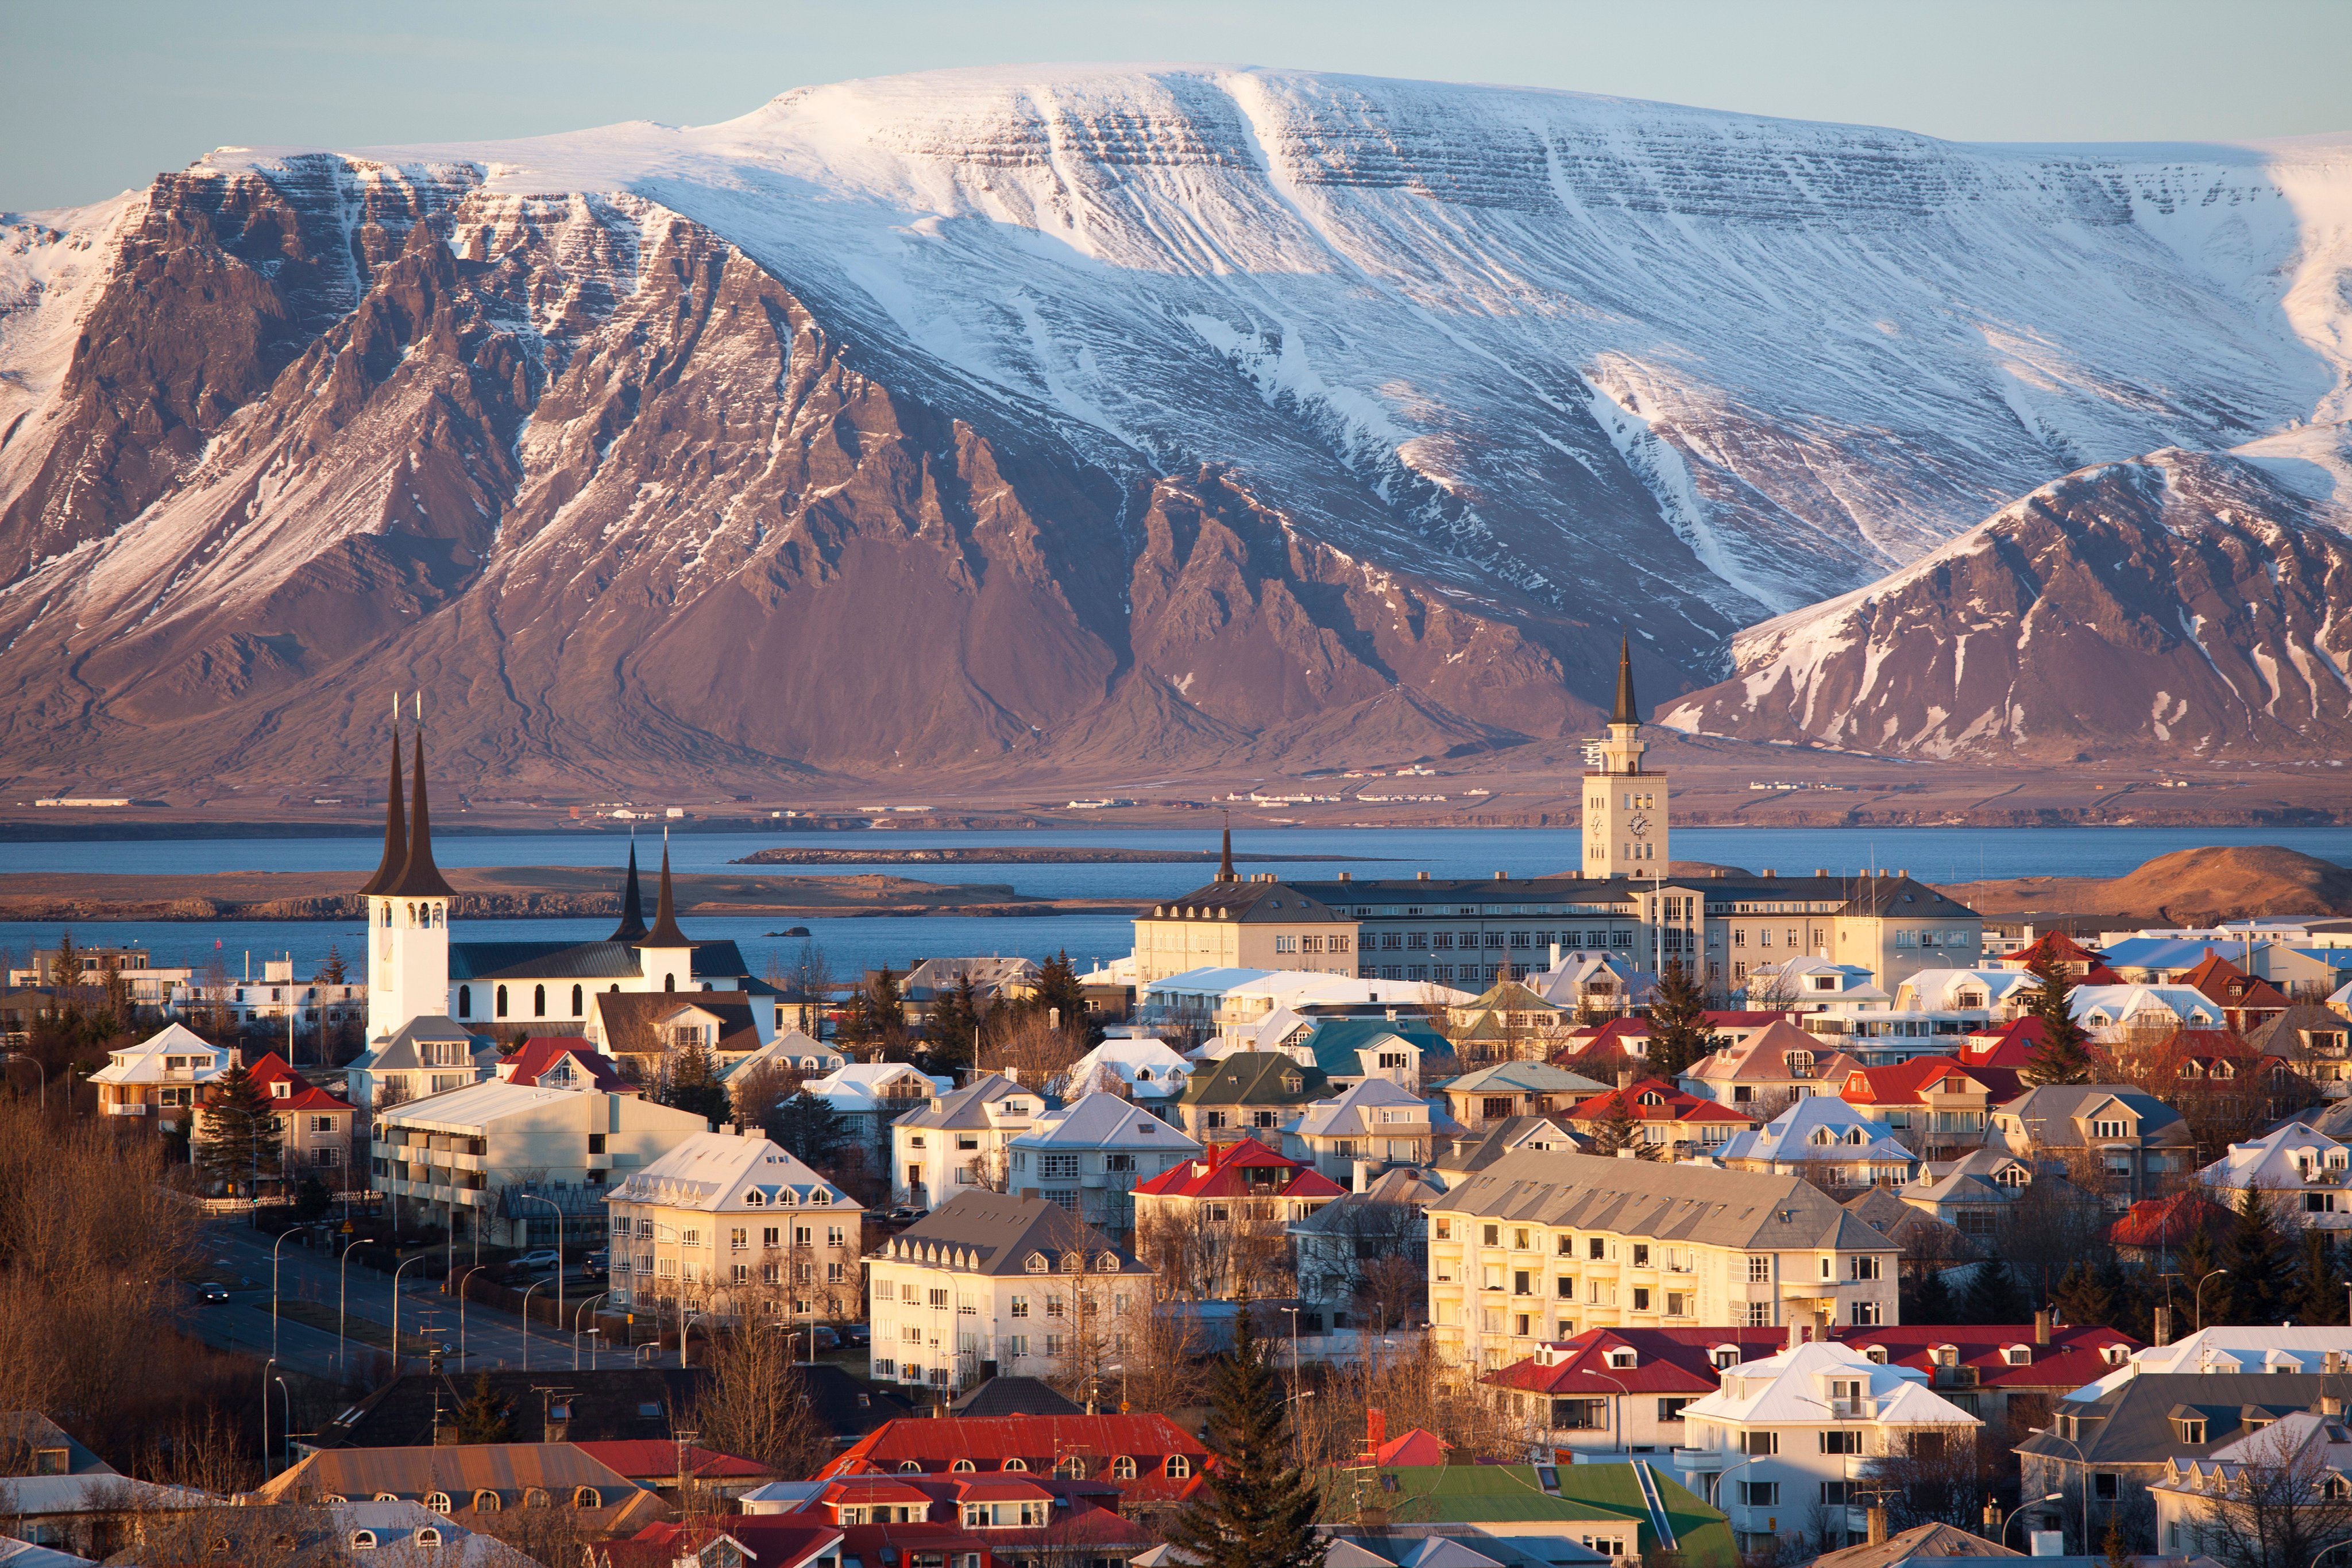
[1436,1115,1588,1179]
[893,1072,1042,1132]
[880,1191,1152,1278]
[2018,1372,2352,1476]
[1992,1084,2194,1150]
[1431,1148,1897,1254]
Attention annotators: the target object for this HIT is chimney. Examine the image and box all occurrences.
[1616,1148,1636,1160]
[1786,1316,1805,1351]
[1339,871,1351,882]
[2154,1304,2174,1346]
[1617,1068,1635,1090]
[1550,943,1562,968]
[1761,867,1775,878]
[1866,1508,1887,1546]
[1353,1158,1373,1193]
[2035,1308,2051,1346]
[1366,1407,1386,1460]
[2029,1531,2064,1557]
[1417,871,1430,881]
[2324,1396,2345,1417]
[2328,1350,2345,1376]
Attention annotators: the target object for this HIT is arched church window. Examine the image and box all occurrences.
[571,984,584,1015]
[457,986,472,1018]
[664,974,675,992]
[534,984,547,1018]
[496,985,509,1018]
[702,982,713,992]
[433,905,445,928]
[381,905,392,928]
[407,902,418,926]
[610,984,621,993]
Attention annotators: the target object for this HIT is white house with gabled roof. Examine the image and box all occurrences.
[1712,1098,1922,1191]
[2066,984,2223,1039]
[2198,1123,2352,1230]
[1284,1078,1458,1187]
[1006,1091,1202,1237]
[890,1072,1044,1211]
[606,1126,864,1325]
[87,1022,232,1129]
[794,1060,948,1169]
[1671,1338,1980,1556]
[1060,1036,1195,1105]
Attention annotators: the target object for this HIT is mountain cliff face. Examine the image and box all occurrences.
[2,67,2349,790]
[1660,447,2352,760]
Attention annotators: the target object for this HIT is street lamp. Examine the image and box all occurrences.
[1708,1453,1770,1540]
[453,1265,489,1369]
[338,1236,374,1375]
[1,1052,44,1110]
[680,1310,705,1369]
[573,1293,609,1371]
[389,1255,426,1376]
[271,1226,299,1364]
[519,1280,546,1372]
[261,1357,278,1482]
[2196,1268,2232,1332]
[515,1192,565,1349]
[1995,1494,2066,1549]
[2029,1427,2092,1548]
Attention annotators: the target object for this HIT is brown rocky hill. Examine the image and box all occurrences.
[1662,447,2352,763]
[1942,845,2352,922]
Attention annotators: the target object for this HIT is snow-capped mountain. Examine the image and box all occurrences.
[2,66,2349,790]
[1659,441,2352,760]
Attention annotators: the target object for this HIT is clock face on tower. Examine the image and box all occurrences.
[1628,815,1651,837]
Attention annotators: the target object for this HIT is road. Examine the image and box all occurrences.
[182,1221,657,1382]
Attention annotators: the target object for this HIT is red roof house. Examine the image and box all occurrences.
[814,1414,1210,1511]
[1561,1077,1756,1149]
[1997,932,2103,976]
[246,1051,357,1114]
[1839,1056,2003,1146]
[2108,1189,2235,1258]
[2180,954,2294,1033]
[571,1440,775,1497]
[594,1521,841,1568]
[1133,1137,1346,1211]
[1372,1428,1451,1467]
[499,1035,638,1094]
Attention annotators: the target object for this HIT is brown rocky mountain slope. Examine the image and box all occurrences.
[1662,448,2352,763]
[1942,845,2352,921]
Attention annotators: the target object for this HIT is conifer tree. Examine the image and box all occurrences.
[2053,1260,2114,1327]
[2181,1226,2222,1319]
[1644,959,1714,1080]
[1161,1310,1326,1568]
[661,1038,735,1127]
[2019,948,2096,1086]
[1034,951,1093,1042]
[923,974,982,1077]
[2102,1516,2133,1568]
[2220,1183,2289,1325]
[450,1374,515,1443]
[867,965,907,1042]
[1909,1266,1956,1326]
[318,945,348,985]
[1961,1256,2029,1324]
[196,1059,280,1196]
[1589,1091,1642,1156]
[2293,1230,2345,1325]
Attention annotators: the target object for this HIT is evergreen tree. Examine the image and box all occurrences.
[1644,959,1715,1079]
[1034,951,1093,1043]
[1909,1266,1956,1326]
[1161,1309,1326,1568]
[196,1059,280,1196]
[450,1374,515,1444]
[2293,1229,2345,1325]
[2181,1226,2222,1323]
[2102,1516,2133,1568]
[293,1176,334,1223]
[867,966,907,1042]
[1589,1091,1642,1156]
[2220,1183,2289,1325]
[317,945,348,985]
[661,1038,735,1127]
[2020,948,2096,1086]
[763,1090,851,1173]
[1961,1257,2030,1324]
[835,987,874,1055]
[2053,1260,2114,1327]
[924,974,982,1077]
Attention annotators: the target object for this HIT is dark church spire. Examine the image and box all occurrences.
[385,716,456,898]
[639,833,689,949]
[357,722,407,897]
[608,835,649,943]
[1216,813,1237,883]
[1611,634,1642,728]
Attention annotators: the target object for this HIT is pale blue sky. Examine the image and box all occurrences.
[6,0,2349,211]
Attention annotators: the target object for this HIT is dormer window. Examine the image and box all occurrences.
[1608,1350,1637,1369]
[2005,1346,2032,1366]
[1861,1346,1887,1365]
[2175,1416,2207,1444]
[271,1081,291,1098]
[1713,1347,1740,1369]
[1283,1076,1303,1094]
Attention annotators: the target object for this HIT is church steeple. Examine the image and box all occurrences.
[1215,814,1237,883]
[357,726,407,897]
[639,836,689,950]
[608,836,648,942]
[385,727,457,898]
[1611,634,1641,728]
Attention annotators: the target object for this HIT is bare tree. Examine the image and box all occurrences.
[986,1010,1084,1091]
[688,1288,836,1479]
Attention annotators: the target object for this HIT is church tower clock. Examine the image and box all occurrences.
[1584,637,1668,879]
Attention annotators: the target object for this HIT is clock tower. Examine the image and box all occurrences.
[1583,637,1667,878]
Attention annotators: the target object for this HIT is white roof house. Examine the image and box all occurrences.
[2073,1326,2352,1398]
[1523,951,1654,1010]
[720,1028,848,1080]
[2198,1124,2352,1230]
[87,1022,232,1126]
[1712,1096,1922,1185]
[1741,956,1886,1010]
[802,1060,948,1112]
[1142,967,1470,1026]
[1006,1091,1202,1231]
[1060,1037,1194,1101]
[609,1127,851,1212]
[2067,984,2223,1037]
[1890,968,2041,1017]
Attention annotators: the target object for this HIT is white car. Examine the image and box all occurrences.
[511,1249,562,1272]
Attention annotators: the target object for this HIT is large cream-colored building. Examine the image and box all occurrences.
[1426,1149,1899,1370]
[370,1079,708,1247]
[1131,836,1360,985]
[606,1127,864,1325]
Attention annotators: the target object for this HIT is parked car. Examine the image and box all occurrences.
[196,1281,230,1304]
[582,1250,609,1279]
[512,1249,562,1272]
[885,1206,926,1225]
[836,1322,870,1347]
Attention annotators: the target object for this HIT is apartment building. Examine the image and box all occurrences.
[606,1127,863,1324]
[1671,1339,1980,1555]
[1426,1151,1899,1371]
[864,1193,1154,1393]
[1131,873,1361,986]
[370,1080,708,1246]
[1835,1057,1996,1157]
[891,1073,1044,1211]
[1712,1098,1921,1191]
[1989,1084,2195,1207]
[1005,1092,1202,1237]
